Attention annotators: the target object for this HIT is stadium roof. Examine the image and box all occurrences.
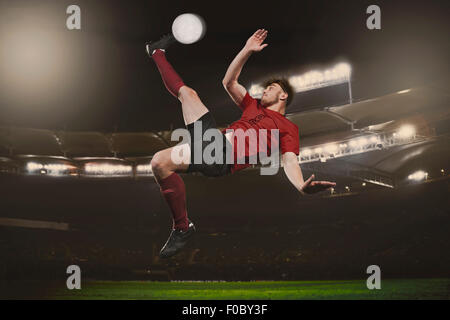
[327,87,449,129]
[287,86,449,137]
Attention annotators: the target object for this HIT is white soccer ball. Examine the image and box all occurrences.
[171,13,206,44]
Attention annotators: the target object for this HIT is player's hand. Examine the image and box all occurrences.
[300,174,336,195]
[245,29,269,52]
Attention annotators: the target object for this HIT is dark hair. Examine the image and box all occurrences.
[262,77,294,106]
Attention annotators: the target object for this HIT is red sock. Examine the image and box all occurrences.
[158,172,189,231]
[151,49,185,98]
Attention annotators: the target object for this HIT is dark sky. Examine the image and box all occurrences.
[0,0,448,131]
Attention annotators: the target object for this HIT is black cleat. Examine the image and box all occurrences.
[145,34,176,57]
[159,220,196,258]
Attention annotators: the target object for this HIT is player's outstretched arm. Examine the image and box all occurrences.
[282,152,336,196]
[222,29,269,107]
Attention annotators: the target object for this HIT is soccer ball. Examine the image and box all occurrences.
[171,13,206,44]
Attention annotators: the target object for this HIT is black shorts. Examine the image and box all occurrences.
[185,112,233,177]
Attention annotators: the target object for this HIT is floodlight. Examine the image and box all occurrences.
[408,170,428,181]
[396,125,415,139]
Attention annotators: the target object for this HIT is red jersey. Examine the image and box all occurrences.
[222,92,300,173]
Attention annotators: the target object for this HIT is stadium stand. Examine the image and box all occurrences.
[111,132,169,157]
[4,127,63,156]
[0,85,446,184]
[58,131,114,157]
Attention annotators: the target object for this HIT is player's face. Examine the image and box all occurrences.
[261,83,283,107]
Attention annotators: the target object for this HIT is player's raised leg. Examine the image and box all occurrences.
[146,36,208,125]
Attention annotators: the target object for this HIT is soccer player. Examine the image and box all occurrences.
[146,29,336,258]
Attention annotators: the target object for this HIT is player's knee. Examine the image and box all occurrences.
[179,86,198,101]
[150,152,167,174]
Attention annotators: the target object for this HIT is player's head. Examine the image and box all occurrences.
[260,78,294,108]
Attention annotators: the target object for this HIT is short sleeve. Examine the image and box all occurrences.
[238,92,256,111]
[280,126,300,155]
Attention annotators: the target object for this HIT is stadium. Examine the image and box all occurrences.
[0,0,449,300]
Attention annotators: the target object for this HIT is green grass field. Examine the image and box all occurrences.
[47,278,449,300]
